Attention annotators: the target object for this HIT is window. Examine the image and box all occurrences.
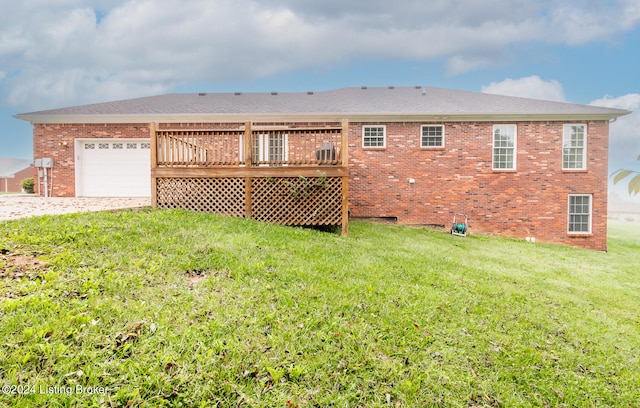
[363,125,386,148]
[568,194,592,234]
[563,124,586,170]
[492,125,517,170]
[421,125,444,148]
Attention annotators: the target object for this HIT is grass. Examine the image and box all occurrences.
[1,209,639,407]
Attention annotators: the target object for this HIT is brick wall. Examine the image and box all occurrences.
[348,121,609,250]
[33,123,150,197]
[32,120,609,250]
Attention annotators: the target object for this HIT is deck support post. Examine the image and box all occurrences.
[150,122,158,208]
[244,121,253,218]
[341,119,349,235]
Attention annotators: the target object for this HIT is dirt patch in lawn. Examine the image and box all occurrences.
[185,269,208,288]
[0,249,48,280]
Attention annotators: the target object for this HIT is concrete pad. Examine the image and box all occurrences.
[0,195,150,221]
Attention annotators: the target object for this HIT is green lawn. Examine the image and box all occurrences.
[1,210,639,407]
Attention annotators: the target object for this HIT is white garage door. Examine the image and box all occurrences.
[76,139,151,197]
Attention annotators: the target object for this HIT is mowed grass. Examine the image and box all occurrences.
[1,209,639,407]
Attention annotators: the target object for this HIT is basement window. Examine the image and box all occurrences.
[363,125,386,148]
[568,194,592,234]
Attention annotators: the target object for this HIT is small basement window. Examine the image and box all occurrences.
[568,194,592,234]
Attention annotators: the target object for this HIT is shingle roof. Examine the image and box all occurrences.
[15,86,631,124]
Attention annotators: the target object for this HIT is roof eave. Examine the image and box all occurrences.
[14,110,631,125]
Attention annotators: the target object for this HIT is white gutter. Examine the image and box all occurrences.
[15,110,632,125]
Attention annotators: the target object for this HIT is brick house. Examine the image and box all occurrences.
[16,86,630,249]
[0,158,33,193]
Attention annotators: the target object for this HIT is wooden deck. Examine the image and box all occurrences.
[150,120,349,234]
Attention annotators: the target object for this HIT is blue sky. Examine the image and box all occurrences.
[1,0,639,197]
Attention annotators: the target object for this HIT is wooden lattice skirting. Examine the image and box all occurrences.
[155,177,246,215]
[155,176,344,227]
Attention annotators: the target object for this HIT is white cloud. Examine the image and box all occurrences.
[591,94,640,168]
[481,76,566,102]
[1,0,639,110]
[591,93,640,112]
[446,55,495,76]
[549,0,640,45]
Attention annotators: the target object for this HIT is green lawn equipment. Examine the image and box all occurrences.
[451,214,468,237]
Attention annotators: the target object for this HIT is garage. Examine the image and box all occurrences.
[75,139,151,197]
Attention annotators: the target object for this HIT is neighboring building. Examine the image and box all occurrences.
[16,86,630,250]
[608,195,640,223]
[0,158,33,193]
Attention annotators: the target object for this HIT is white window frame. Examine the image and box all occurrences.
[568,194,592,234]
[562,124,587,170]
[492,124,517,170]
[362,125,386,148]
[421,125,445,148]
[239,133,288,166]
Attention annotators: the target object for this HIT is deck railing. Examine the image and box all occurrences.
[156,130,236,166]
[154,125,344,168]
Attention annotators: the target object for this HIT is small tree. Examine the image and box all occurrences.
[611,155,640,196]
[21,178,34,194]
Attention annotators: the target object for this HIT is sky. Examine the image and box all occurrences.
[1,0,639,198]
